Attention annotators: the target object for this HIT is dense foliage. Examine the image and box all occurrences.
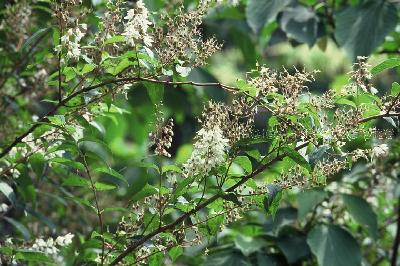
[1,0,400,265]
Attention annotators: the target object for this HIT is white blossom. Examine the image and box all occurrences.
[0,203,9,213]
[59,24,86,60]
[30,233,74,257]
[122,0,153,47]
[372,144,389,158]
[183,125,229,177]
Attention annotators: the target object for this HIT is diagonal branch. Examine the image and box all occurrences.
[0,77,238,159]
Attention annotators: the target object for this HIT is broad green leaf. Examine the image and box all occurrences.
[234,156,252,174]
[392,82,400,96]
[62,174,89,187]
[104,35,125,45]
[21,28,50,52]
[342,194,378,240]
[94,182,117,191]
[276,235,311,263]
[264,184,282,216]
[335,98,357,108]
[169,246,183,262]
[80,64,96,75]
[4,217,31,240]
[371,58,400,75]
[15,250,54,263]
[234,235,266,256]
[62,67,77,82]
[0,182,17,206]
[334,1,398,60]
[131,184,157,202]
[308,145,330,168]
[51,157,85,171]
[283,147,311,172]
[246,0,291,34]
[205,249,252,266]
[144,82,164,104]
[280,6,319,46]
[307,224,361,266]
[29,153,46,178]
[161,164,182,174]
[297,189,327,220]
[94,166,128,185]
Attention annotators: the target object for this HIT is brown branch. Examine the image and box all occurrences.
[108,141,309,266]
[0,77,238,159]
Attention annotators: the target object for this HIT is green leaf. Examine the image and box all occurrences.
[4,217,31,240]
[307,224,361,266]
[280,6,319,46]
[308,145,330,168]
[104,35,125,45]
[144,82,164,104]
[94,182,117,191]
[161,164,182,174]
[233,156,252,174]
[131,184,157,202]
[80,64,96,75]
[94,166,128,185]
[50,157,85,171]
[297,189,327,220]
[15,250,54,263]
[62,174,89,187]
[371,58,400,75]
[335,98,357,108]
[0,182,17,206]
[342,194,378,240]
[276,235,311,263]
[334,1,398,60]
[236,79,258,97]
[283,147,311,172]
[391,82,400,96]
[21,28,50,52]
[29,153,46,178]
[205,249,252,266]
[246,0,291,34]
[169,246,183,262]
[263,184,282,216]
[234,235,266,256]
[62,67,77,82]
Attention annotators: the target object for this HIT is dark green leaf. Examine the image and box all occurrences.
[205,249,252,266]
[234,156,252,174]
[283,147,311,172]
[234,235,266,256]
[15,250,54,263]
[263,184,282,216]
[342,194,378,240]
[307,224,361,266]
[297,189,327,220]
[371,58,400,75]
[334,1,398,60]
[62,175,89,187]
[144,82,164,104]
[246,0,291,34]
[4,217,30,240]
[276,235,311,263]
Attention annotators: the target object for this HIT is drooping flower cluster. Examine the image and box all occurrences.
[122,0,153,47]
[372,143,389,158]
[29,233,74,256]
[154,3,222,72]
[59,24,87,60]
[183,125,229,177]
[149,103,174,157]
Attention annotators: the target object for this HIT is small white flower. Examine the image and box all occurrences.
[372,143,389,158]
[0,203,9,212]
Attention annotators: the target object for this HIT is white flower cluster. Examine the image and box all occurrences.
[372,143,389,159]
[29,233,74,256]
[59,24,87,60]
[122,0,153,47]
[0,203,9,212]
[183,125,229,177]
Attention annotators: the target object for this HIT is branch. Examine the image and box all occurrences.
[109,109,399,265]
[0,77,238,159]
[108,141,309,266]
